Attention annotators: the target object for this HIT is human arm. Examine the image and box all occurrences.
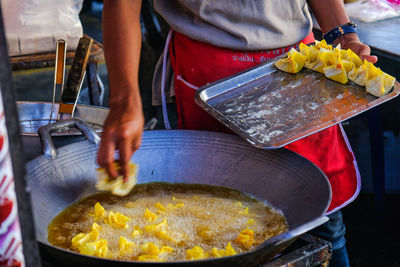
[97,0,144,180]
[308,0,378,63]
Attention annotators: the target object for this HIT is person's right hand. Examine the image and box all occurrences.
[97,103,144,182]
[100,0,144,180]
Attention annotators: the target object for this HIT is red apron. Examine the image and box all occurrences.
[168,31,360,213]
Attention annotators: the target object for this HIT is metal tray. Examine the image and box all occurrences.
[195,60,400,149]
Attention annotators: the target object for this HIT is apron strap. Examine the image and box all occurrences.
[161,30,173,129]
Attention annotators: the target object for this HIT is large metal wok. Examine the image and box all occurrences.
[25,119,331,266]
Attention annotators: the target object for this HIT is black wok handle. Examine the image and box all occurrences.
[38,118,100,159]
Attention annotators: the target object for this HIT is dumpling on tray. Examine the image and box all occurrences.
[345,49,363,68]
[315,39,333,51]
[348,60,368,86]
[274,48,307,74]
[273,39,396,97]
[323,62,348,84]
[365,61,396,97]
[321,48,348,84]
[311,48,337,73]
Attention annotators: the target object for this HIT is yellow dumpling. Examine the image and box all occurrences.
[336,45,348,60]
[348,64,368,86]
[186,246,209,261]
[160,246,174,254]
[312,49,336,73]
[132,225,143,238]
[365,64,395,97]
[346,49,363,68]
[323,63,348,84]
[155,202,166,212]
[197,226,213,241]
[79,239,108,258]
[144,218,175,242]
[79,241,97,256]
[92,222,102,232]
[71,233,87,249]
[316,39,333,51]
[211,247,224,258]
[140,242,160,255]
[288,48,308,65]
[274,48,307,74]
[224,242,237,256]
[96,162,138,197]
[144,209,157,222]
[119,236,135,255]
[95,163,120,191]
[304,45,319,69]
[145,218,168,233]
[341,60,354,74]
[71,223,101,249]
[234,201,249,215]
[105,211,130,229]
[111,163,138,196]
[211,242,237,258]
[299,42,309,57]
[235,229,255,249]
[383,73,396,93]
[94,202,105,220]
[136,245,172,262]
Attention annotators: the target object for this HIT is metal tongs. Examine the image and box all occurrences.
[49,36,93,122]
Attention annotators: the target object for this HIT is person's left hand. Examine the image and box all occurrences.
[333,33,378,64]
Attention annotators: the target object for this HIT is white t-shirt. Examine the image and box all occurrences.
[152,0,314,105]
[153,0,313,50]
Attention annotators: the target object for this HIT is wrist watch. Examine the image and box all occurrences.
[323,22,358,44]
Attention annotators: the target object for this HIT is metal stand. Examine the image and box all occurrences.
[263,234,331,267]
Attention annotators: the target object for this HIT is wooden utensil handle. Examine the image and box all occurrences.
[61,36,93,104]
[55,39,66,85]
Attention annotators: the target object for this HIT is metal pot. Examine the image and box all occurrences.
[25,119,331,266]
[17,101,108,161]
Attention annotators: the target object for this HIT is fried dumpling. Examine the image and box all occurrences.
[365,62,396,97]
[274,48,307,73]
[311,48,336,73]
[96,162,138,196]
[324,63,348,84]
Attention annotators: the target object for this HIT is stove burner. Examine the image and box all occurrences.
[262,234,331,266]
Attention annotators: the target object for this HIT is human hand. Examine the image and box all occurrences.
[333,33,378,64]
[97,103,144,182]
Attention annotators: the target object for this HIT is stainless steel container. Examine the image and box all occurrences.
[17,101,109,161]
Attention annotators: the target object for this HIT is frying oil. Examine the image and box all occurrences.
[48,183,288,261]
